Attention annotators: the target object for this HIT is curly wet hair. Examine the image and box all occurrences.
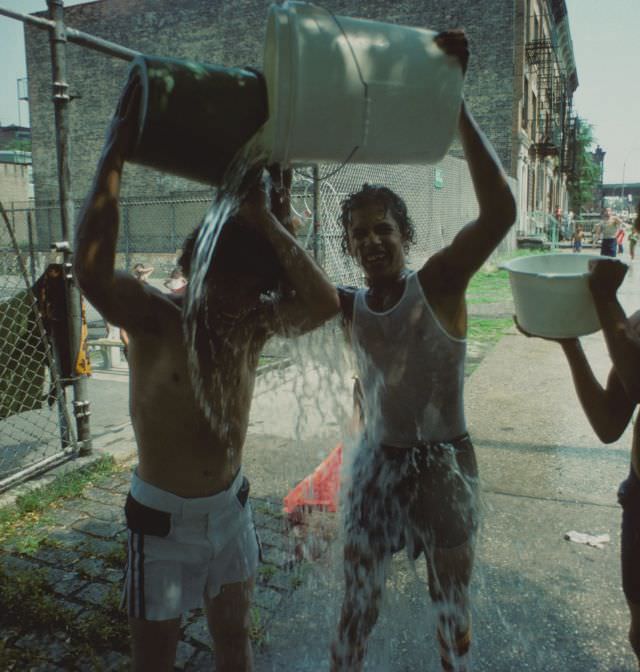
[339,184,416,255]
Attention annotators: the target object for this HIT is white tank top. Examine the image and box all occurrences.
[351,271,467,446]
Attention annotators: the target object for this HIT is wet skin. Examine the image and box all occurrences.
[126,280,270,498]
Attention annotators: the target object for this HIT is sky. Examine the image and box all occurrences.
[1,0,639,184]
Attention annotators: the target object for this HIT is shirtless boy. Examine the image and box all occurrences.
[74,82,338,672]
[327,31,517,672]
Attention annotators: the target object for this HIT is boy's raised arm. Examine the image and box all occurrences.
[74,82,174,331]
[422,31,517,288]
[238,178,340,335]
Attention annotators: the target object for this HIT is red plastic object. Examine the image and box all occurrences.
[283,443,343,520]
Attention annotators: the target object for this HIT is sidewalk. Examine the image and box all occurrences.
[1,257,639,670]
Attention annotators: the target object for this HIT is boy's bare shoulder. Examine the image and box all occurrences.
[124,283,182,338]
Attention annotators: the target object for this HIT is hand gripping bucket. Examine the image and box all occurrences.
[127,56,269,185]
[261,1,465,166]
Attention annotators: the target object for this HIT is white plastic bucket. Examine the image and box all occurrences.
[261,1,464,166]
[500,253,613,339]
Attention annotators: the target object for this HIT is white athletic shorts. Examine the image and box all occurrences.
[122,469,260,621]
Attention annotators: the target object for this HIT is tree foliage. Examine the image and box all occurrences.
[567,118,601,214]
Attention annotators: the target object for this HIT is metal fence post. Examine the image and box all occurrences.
[171,202,177,253]
[123,202,131,270]
[48,0,91,454]
[312,164,320,262]
[27,210,37,285]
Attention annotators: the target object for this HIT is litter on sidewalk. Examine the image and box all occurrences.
[564,530,611,549]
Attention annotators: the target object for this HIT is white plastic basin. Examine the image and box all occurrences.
[500,253,608,339]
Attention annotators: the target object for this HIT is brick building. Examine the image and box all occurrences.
[0,151,32,206]
[24,0,578,240]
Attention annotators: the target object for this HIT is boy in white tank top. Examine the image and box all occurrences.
[325,31,518,672]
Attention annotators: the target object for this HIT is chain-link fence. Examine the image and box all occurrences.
[293,157,517,286]
[0,206,75,493]
[8,155,517,282]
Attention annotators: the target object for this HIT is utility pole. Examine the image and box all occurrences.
[48,0,91,454]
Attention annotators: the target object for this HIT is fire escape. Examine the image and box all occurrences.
[525,35,572,163]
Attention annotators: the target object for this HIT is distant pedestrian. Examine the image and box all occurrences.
[132,262,154,282]
[617,224,626,256]
[629,211,639,261]
[163,267,187,295]
[598,208,621,257]
[572,225,584,253]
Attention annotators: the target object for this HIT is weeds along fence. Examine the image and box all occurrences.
[1,158,516,492]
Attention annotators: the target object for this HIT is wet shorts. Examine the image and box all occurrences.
[345,434,479,559]
[618,467,640,604]
[122,469,260,621]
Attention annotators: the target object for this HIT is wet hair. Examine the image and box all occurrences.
[178,168,296,295]
[339,184,416,255]
[178,215,286,295]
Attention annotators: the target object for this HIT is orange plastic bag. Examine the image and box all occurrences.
[283,443,343,522]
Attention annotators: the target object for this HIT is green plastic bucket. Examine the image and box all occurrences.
[127,56,269,185]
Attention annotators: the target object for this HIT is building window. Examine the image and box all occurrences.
[522,76,529,129]
[532,93,538,139]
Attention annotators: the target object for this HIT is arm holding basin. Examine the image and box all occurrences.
[514,315,635,443]
[588,259,640,403]
[559,339,635,444]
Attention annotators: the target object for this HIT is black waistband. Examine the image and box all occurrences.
[381,433,471,458]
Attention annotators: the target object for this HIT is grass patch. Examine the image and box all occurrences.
[258,564,277,581]
[468,317,514,344]
[0,456,118,551]
[467,249,545,305]
[249,606,268,647]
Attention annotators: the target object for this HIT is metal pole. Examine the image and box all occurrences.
[26,211,37,285]
[47,0,91,454]
[0,5,140,61]
[124,203,131,272]
[312,164,320,262]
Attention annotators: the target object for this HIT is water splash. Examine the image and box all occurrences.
[182,138,267,437]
